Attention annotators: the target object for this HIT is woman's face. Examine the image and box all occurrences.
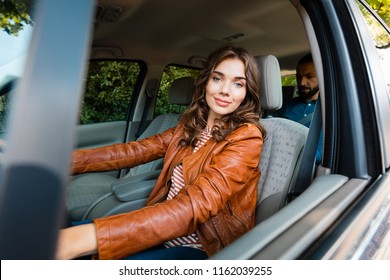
[205,57,247,126]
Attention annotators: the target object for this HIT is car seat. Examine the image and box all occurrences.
[255,55,308,223]
[66,76,194,221]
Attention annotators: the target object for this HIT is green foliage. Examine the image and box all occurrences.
[366,0,390,26]
[281,75,296,86]
[0,0,33,36]
[0,95,9,132]
[80,63,199,124]
[154,66,199,117]
[80,61,140,124]
[359,0,390,48]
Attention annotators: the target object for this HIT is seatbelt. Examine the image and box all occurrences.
[135,79,159,138]
[297,112,314,127]
[287,97,322,201]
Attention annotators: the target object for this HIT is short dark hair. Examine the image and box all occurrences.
[297,53,313,66]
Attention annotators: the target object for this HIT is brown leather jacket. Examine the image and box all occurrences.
[72,122,263,259]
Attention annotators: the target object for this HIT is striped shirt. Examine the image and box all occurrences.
[164,131,212,250]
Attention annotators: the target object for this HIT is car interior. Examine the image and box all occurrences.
[59,0,386,259]
[61,0,328,257]
[67,0,315,218]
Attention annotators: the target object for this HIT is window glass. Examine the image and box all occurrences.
[0,19,33,138]
[364,0,390,27]
[0,94,9,137]
[282,74,297,87]
[281,74,298,105]
[358,1,390,92]
[155,65,200,117]
[80,60,142,124]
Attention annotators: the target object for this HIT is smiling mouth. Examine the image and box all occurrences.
[215,98,230,107]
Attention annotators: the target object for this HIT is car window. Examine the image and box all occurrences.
[281,74,297,87]
[0,93,9,137]
[0,23,33,138]
[281,74,298,99]
[154,65,199,117]
[80,60,144,124]
[358,0,390,92]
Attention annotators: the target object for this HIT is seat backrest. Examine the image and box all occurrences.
[271,85,296,117]
[255,55,308,224]
[128,76,194,177]
[282,85,296,101]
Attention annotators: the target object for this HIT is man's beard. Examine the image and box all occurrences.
[298,85,319,100]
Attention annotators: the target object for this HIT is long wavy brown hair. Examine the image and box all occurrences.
[180,45,266,147]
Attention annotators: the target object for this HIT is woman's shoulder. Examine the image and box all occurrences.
[228,123,263,140]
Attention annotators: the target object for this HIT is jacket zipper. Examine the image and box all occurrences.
[226,202,247,230]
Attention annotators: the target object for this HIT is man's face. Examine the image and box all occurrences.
[296,62,319,101]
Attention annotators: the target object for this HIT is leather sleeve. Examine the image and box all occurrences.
[185,124,262,224]
[93,124,263,259]
[71,126,176,175]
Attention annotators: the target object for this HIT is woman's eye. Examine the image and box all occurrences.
[234,82,244,88]
[212,77,221,82]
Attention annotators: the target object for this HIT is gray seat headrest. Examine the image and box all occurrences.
[255,55,283,111]
[168,76,194,105]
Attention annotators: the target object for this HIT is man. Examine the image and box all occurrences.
[276,54,322,164]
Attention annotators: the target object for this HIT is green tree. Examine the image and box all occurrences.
[360,0,390,48]
[0,94,8,132]
[281,75,296,87]
[366,0,390,27]
[80,61,141,124]
[154,66,199,117]
[0,0,33,36]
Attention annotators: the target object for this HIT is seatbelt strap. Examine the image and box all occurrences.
[297,112,314,127]
[135,79,159,138]
[287,97,322,201]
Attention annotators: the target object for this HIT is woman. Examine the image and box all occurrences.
[57,45,266,260]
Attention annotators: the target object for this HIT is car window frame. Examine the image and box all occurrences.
[349,0,390,170]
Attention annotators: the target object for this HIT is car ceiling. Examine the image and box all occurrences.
[93,0,310,72]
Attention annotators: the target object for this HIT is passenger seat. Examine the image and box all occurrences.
[255,55,308,223]
[66,76,194,221]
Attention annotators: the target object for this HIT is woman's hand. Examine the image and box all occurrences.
[56,223,98,259]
